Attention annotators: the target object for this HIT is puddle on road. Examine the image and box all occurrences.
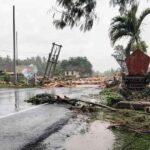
[29,115,88,150]
[65,121,115,150]
[29,116,115,150]
[0,86,116,150]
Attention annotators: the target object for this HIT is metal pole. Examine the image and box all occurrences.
[13,5,17,84]
[48,49,57,78]
[48,62,53,78]
[16,31,18,80]
[43,43,55,78]
[16,31,18,64]
[50,45,62,78]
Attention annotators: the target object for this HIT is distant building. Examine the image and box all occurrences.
[64,66,80,78]
[0,64,13,74]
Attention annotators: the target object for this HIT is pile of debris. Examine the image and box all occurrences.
[26,93,150,134]
[42,77,106,88]
[26,93,116,112]
[99,86,150,112]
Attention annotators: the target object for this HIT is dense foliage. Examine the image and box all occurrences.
[109,4,150,56]
[53,0,97,31]
[53,0,141,31]
[0,56,93,77]
[99,88,123,106]
[60,56,93,76]
[110,0,137,14]
[0,56,47,76]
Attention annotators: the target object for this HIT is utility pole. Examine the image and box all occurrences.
[50,45,62,78]
[16,31,18,80]
[44,43,55,78]
[13,5,17,84]
[16,32,18,63]
[43,43,62,79]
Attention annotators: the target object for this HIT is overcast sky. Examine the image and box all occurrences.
[0,0,150,72]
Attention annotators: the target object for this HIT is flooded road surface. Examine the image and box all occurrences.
[28,115,89,150]
[29,119,115,150]
[0,85,99,117]
[0,85,116,150]
[0,104,72,150]
[65,121,115,150]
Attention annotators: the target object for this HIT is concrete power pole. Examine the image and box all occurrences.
[16,31,18,80]
[13,5,17,84]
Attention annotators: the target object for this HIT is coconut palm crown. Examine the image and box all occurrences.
[110,0,137,14]
[109,4,150,56]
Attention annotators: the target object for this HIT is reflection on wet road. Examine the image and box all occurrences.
[0,85,99,117]
[65,121,115,150]
[0,85,114,150]
[0,104,72,150]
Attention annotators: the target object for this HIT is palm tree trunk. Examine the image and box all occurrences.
[135,36,139,45]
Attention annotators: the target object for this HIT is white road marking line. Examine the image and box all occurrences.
[0,103,47,119]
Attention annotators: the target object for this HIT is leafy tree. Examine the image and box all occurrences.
[53,0,97,31]
[114,45,125,53]
[0,56,47,76]
[131,40,148,52]
[109,4,150,56]
[53,61,63,76]
[53,0,148,31]
[110,0,137,14]
[4,73,11,83]
[60,57,93,76]
[112,45,127,72]
[102,68,119,77]
[0,56,93,77]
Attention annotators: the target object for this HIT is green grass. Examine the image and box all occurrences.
[99,88,123,106]
[90,108,150,150]
[0,83,37,88]
[113,131,150,150]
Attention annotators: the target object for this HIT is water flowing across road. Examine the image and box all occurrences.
[0,85,115,150]
[0,85,99,117]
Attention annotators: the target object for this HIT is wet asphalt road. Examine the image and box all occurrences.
[0,86,100,150]
[0,86,99,116]
[0,104,72,150]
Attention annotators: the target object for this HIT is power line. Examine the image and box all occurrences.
[0,49,12,52]
[0,49,49,56]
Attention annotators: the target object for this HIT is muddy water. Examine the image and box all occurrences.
[27,115,89,150]
[65,121,115,150]
[0,85,99,116]
[29,116,115,150]
[0,85,117,150]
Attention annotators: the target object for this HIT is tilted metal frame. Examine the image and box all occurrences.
[44,43,62,79]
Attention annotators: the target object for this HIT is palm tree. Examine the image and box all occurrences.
[109,4,150,56]
[110,0,137,14]
[53,0,150,31]
[131,40,148,52]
